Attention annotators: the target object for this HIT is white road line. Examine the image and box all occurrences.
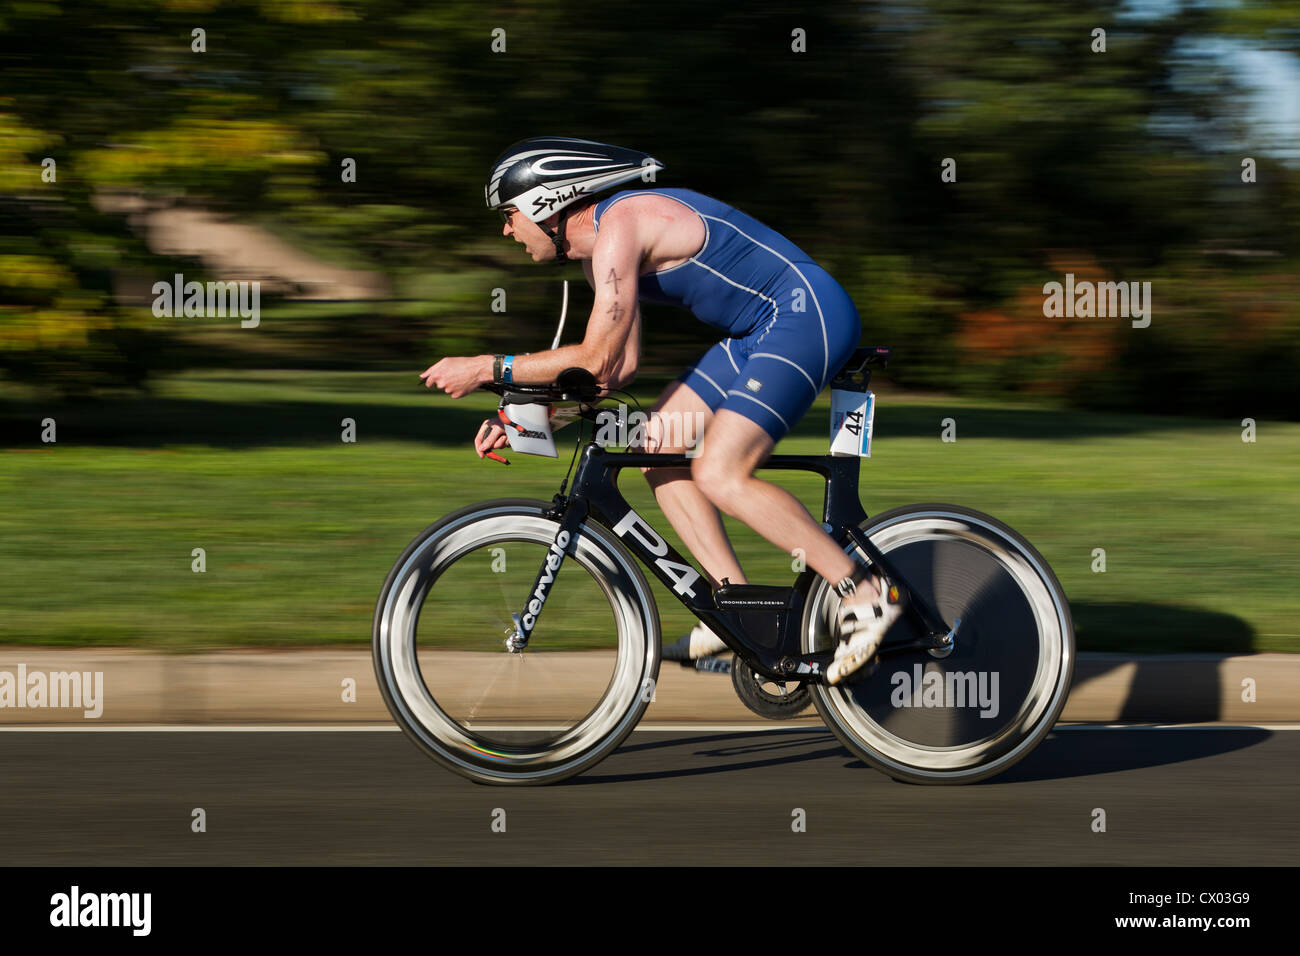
[1050,723,1300,731]
[1,723,1297,733]
[0,725,405,732]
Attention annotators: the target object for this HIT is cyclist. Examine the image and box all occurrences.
[420,137,900,684]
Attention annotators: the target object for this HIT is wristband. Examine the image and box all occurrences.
[492,354,504,383]
[503,354,515,385]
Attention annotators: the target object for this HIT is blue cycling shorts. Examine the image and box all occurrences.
[677,263,861,443]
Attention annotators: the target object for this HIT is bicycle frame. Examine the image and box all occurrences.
[512,442,955,683]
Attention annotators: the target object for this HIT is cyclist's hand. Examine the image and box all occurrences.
[420,356,489,399]
[474,419,510,459]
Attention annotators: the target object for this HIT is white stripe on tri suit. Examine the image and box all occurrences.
[721,339,740,373]
[691,368,729,400]
[700,215,830,383]
[688,257,780,333]
[726,389,790,429]
[748,352,819,393]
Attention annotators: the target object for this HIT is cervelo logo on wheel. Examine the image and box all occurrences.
[521,530,570,631]
[611,510,700,597]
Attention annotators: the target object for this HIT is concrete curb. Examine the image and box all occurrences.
[0,648,1293,725]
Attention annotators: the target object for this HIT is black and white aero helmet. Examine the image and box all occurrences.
[485,136,665,224]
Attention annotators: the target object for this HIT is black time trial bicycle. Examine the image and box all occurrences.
[372,348,1074,786]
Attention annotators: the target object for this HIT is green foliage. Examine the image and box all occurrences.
[0,0,1297,414]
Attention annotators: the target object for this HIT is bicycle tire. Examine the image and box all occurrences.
[805,503,1074,784]
[372,498,660,785]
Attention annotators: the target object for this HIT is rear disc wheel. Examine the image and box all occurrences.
[806,504,1073,784]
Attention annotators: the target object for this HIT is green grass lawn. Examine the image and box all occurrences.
[1,369,1296,652]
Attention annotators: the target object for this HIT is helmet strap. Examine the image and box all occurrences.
[542,211,570,263]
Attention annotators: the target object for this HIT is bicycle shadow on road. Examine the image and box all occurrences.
[568,730,845,785]
[959,726,1271,785]
[576,726,1268,786]
[572,721,1270,788]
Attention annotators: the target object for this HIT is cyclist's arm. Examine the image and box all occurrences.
[584,260,640,389]
[422,213,642,397]
[608,313,641,389]
[497,209,641,387]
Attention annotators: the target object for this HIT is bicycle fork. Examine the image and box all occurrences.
[504,495,588,652]
[844,526,959,657]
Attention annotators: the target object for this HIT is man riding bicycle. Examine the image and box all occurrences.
[420,136,900,684]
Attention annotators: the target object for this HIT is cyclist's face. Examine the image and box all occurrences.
[501,207,558,261]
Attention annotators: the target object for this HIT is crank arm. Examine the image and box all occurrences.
[878,616,962,657]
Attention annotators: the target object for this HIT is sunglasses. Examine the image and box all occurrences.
[499,206,518,224]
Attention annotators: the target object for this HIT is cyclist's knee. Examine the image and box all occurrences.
[691,453,742,507]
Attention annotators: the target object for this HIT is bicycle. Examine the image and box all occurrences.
[372,348,1074,786]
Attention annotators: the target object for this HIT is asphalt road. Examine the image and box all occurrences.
[1,726,1296,865]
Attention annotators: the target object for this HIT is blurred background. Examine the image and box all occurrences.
[1,0,1297,655]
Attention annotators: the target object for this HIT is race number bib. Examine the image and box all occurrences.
[830,387,874,458]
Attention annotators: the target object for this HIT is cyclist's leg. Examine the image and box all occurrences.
[637,374,746,588]
[688,270,866,590]
[690,409,856,587]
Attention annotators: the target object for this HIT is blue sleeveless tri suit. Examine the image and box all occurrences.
[592,187,860,442]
